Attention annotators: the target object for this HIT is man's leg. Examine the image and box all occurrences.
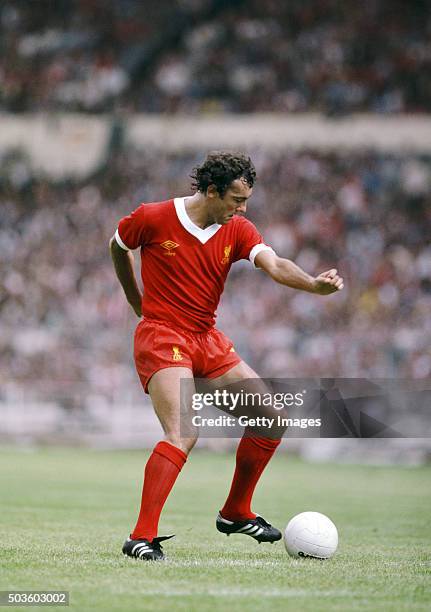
[130,367,198,542]
[219,434,281,521]
[207,361,282,523]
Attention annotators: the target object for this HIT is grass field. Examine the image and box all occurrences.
[0,447,430,611]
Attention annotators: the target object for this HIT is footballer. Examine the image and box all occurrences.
[110,152,343,561]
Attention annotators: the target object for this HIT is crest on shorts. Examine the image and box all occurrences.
[172,346,183,361]
[221,244,232,264]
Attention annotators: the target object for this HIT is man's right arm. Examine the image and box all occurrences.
[109,236,142,317]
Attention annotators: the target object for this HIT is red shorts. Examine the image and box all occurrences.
[134,319,242,393]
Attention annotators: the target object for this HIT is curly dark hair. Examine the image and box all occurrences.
[190,151,256,197]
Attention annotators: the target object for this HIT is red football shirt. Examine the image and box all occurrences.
[115,197,273,331]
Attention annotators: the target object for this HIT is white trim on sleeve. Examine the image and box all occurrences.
[114,228,130,251]
[249,244,276,267]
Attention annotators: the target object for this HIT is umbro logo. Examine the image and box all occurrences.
[161,240,179,250]
[161,240,179,256]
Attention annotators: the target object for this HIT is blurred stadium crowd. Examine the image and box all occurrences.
[1,147,430,402]
[1,0,430,114]
[1,0,430,418]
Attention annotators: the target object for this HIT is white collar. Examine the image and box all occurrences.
[174,197,222,244]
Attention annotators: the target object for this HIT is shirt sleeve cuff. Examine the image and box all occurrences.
[114,228,130,251]
[249,244,276,267]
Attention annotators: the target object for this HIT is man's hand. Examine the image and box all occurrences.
[312,269,344,295]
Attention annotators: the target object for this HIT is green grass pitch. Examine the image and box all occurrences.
[1,447,430,611]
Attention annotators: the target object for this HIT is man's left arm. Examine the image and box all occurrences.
[254,250,344,295]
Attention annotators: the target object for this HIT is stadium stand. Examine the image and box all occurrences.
[1,0,429,114]
[1,147,430,404]
[1,1,430,455]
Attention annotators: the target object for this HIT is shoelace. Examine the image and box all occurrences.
[255,516,272,529]
[151,534,175,551]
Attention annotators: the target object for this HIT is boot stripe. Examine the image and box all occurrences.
[244,525,259,534]
[236,524,253,532]
[132,543,152,555]
[132,543,143,554]
[252,527,264,537]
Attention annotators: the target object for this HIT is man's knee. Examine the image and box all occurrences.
[164,434,198,455]
[246,413,287,440]
[247,427,285,441]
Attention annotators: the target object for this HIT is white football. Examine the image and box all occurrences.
[284,511,338,559]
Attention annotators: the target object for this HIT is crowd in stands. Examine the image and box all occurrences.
[0,0,201,113]
[143,0,431,114]
[1,0,430,114]
[1,147,430,403]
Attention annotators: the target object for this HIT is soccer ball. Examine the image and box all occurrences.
[284,511,338,559]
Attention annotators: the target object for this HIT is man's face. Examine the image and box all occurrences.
[207,178,253,225]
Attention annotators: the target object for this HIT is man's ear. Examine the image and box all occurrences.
[206,184,219,199]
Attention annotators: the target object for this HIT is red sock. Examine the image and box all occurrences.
[131,441,187,541]
[220,434,281,521]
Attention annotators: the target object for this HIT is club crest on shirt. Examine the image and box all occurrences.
[161,240,179,256]
[221,244,232,264]
[172,346,183,361]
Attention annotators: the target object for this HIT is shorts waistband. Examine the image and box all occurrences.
[141,317,214,336]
